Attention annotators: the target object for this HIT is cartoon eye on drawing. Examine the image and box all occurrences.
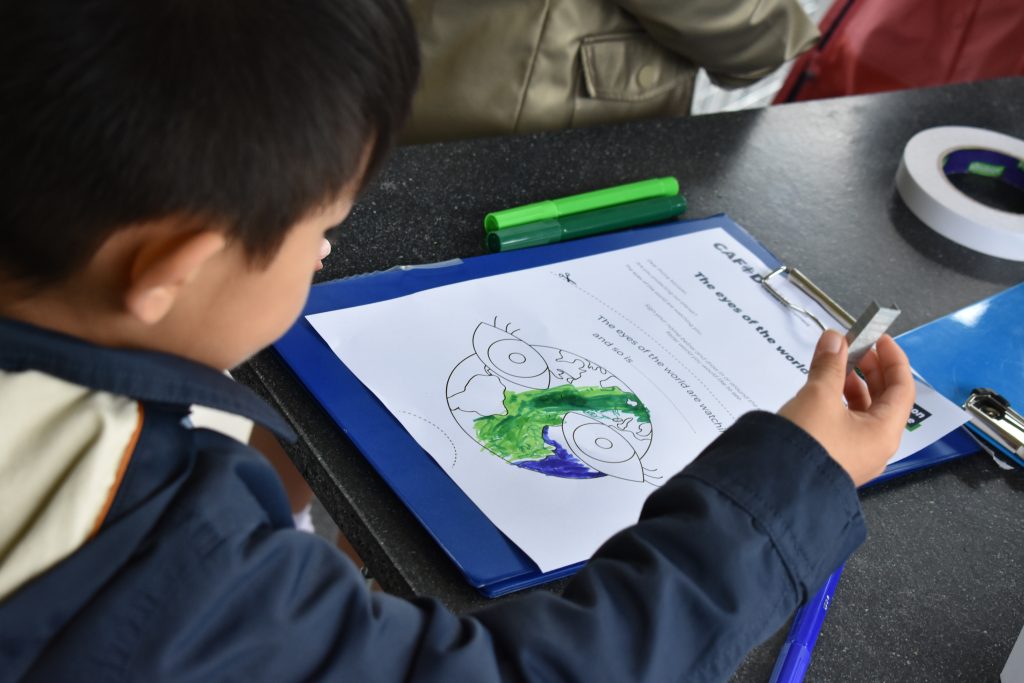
[471,320,551,390]
[447,319,659,485]
[550,412,659,483]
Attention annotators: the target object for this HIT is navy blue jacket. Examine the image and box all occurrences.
[0,317,865,682]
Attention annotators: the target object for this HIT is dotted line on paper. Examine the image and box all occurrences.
[398,410,459,468]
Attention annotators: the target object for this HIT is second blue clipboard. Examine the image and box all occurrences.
[273,214,978,596]
[896,282,1024,469]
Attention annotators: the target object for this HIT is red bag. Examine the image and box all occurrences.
[776,0,1024,103]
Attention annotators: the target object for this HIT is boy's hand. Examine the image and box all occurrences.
[779,330,916,487]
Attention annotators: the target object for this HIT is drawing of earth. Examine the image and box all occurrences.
[446,321,655,482]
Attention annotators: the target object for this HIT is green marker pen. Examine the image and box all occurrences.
[484,177,679,232]
[486,194,687,252]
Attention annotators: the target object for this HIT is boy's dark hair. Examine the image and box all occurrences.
[0,0,419,287]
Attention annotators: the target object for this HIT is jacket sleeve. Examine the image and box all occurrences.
[612,0,820,87]
[133,412,864,683]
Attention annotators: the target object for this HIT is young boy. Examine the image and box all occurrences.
[0,1,915,681]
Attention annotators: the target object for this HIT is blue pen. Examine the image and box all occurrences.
[768,564,845,683]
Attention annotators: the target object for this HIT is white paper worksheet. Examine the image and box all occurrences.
[308,226,965,572]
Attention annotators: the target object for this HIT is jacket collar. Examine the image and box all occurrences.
[0,316,295,440]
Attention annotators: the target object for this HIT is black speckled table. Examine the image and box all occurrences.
[233,77,1024,682]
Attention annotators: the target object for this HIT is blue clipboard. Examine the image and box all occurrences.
[273,214,978,596]
[896,283,1024,470]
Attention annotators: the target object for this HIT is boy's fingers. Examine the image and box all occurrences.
[843,370,871,412]
[877,335,912,388]
[854,347,883,396]
[806,330,849,392]
[867,336,916,422]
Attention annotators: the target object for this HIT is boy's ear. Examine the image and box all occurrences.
[123,230,228,325]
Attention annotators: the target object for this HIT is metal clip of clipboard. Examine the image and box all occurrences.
[761,266,857,329]
[963,388,1024,461]
[760,266,901,373]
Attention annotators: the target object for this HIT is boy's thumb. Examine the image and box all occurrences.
[807,330,848,388]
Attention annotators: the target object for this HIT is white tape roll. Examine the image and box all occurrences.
[895,126,1024,260]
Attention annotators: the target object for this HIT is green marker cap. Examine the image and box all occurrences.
[486,194,687,253]
[484,176,679,232]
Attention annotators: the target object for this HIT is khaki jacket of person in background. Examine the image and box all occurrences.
[403,0,819,143]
